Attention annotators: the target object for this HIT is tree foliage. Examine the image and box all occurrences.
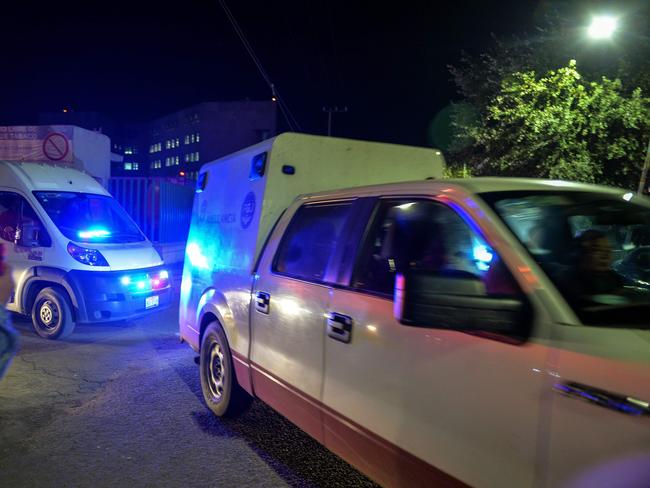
[449,5,650,110]
[452,61,649,188]
[446,4,650,188]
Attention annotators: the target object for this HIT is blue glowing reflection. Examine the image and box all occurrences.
[472,241,494,271]
[78,228,111,239]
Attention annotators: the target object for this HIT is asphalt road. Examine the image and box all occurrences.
[0,292,377,488]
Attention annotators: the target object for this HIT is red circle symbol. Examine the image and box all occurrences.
[42,132,70,161]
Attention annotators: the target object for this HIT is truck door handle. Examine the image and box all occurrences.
[255,292,270,314]
[327,312,352,343]
[554,381,650,417]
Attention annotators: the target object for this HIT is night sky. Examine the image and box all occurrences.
[0,1,624,148]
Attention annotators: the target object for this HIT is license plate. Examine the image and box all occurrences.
[145,295,159,309]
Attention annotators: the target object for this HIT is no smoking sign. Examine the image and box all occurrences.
[42,132,70,161]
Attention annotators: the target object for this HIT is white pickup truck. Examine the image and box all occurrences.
[179,133,649,488]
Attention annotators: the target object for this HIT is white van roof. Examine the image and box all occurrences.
[0,160,109,195]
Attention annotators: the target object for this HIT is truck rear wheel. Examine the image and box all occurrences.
[200,321,252,417]
[31,287,75,340]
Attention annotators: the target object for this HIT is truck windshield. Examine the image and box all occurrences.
[482,190,650,329]
[34,191,145,244]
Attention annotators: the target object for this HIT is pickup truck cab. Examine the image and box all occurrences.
[1,160,171,339]
[180,135,649,487]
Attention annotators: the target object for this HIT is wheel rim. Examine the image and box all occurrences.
[206,340,225,401]
[38,299,60,330]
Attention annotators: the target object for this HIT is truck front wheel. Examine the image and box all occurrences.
[31,287,75,340]
[200,321,252,417]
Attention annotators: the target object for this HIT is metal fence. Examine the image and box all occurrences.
[108,177,195,244]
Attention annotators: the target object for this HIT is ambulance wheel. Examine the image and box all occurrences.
[200,321,252,417]
[32,287,75,340]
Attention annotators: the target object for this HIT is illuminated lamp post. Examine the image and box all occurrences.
[587,15,618,40]
[587,15,650,194]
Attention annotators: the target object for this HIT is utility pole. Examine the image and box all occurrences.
[322,106,348,136]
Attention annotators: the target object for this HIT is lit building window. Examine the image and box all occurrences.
[184,135,189,145]
[165,140,170,149]
[196,132,200,142]
[124,147,133,155]
[175,138,179,147]
[133,162,139,170]
[195,152,199,162]
[124,162,132,170]
[175,156,179,165]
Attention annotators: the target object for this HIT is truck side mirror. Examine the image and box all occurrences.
[17,221,42,247]
[394,270,531,342]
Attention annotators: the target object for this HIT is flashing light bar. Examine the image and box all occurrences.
[78,229,111,239]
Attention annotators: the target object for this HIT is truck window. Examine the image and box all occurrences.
[483,190,650,329]
[0,192,20,243]
[273,202,352,283]
[0,192,51,247]
[352,199,520,298]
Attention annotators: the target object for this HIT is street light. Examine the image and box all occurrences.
[587,14,649,193]
[588,15,618,39]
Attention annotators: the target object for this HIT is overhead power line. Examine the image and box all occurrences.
[218,0,302,132]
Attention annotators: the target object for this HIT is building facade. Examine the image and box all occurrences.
[146,101,276,179]
[40,100,277,179]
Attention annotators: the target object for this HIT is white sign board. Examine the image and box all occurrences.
[0,126,74,164]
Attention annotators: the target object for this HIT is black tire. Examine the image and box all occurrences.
[200,321,252,417]
[31,287,75,340]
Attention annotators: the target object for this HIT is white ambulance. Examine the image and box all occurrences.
[180,133,649,487]
[0,160,171,339]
